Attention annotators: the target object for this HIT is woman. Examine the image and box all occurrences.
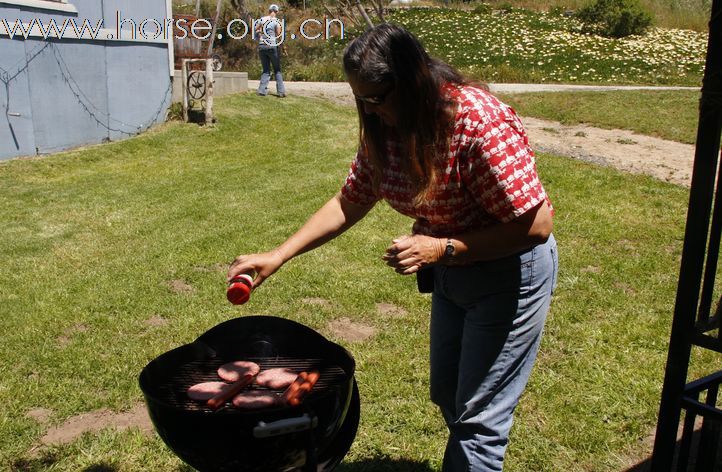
[228,24,558,471]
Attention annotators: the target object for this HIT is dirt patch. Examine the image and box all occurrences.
[26,408,53,424]
[376,302,408,317]
[302,297,333,308]
[144,315,168,327]
[40,403,153,446]
[327,317,376,343]
[167,279,195,294]
[56,323,89,347]
[614,281,637,295]
[510,117,693,187]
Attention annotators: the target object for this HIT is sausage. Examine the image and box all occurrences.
[206,373,256,410]
[281,372,308,404]
[217,360,261,382]
[286,370,320,407]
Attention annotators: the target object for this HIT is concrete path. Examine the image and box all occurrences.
[250,80,697,186]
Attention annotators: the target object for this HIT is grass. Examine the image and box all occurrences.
[1,92,718,471]
[497,89,701,144]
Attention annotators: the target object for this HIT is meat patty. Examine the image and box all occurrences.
[232,390,279,409]
[255,368,298,389]
[187,381,228,401]
[217,360,261,382]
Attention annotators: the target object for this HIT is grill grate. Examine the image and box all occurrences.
[155,357,348,412]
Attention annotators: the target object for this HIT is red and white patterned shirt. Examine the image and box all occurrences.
[341,84,551,237]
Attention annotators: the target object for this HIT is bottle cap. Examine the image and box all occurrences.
[227,274,254,305]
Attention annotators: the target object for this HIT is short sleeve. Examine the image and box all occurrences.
[341,148,381,206]
[463,112,547,223]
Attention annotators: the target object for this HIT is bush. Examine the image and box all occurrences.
[575,0,652,37]
[471,2,492,14]
[166,102,184,121]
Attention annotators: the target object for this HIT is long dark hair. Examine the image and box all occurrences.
[343,23,467,202]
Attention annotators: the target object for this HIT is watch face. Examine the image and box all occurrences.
[445,241,454,256]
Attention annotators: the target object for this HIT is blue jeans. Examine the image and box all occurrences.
[257,47,285,96]
[430,235,558,471]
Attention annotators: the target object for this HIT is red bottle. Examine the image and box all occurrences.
[227,273,254,305]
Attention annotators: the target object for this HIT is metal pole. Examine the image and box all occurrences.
[650,0,722,469]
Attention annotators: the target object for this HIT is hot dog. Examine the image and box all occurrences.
[286,371,320,407]
[281,372,308,404]
[206,372,256,410]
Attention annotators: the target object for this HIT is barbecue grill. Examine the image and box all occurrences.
[139,316,359,472]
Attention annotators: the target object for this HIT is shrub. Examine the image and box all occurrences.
[166,102,184,121]
[575,0,652,37]
[471,2,492,14]
[497,2,514,13]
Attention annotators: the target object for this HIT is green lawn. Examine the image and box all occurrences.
[498,89,701,144]
[0,92,715,471]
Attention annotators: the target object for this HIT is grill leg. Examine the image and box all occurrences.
[300,429,318,472]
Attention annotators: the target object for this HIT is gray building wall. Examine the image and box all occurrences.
[0,0,172,160]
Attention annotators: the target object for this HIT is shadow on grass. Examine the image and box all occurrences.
[11,452,433,472]
[167,458,435,471]
[81,465,117,472]
[336,458,435,471]
[11,454,117,472]
[171,458,434,471]
[10,451,61,472]
[624,427,722,472]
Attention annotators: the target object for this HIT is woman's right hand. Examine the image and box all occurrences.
[227,249,285,288]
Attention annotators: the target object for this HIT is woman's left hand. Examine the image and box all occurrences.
[382,235,445,275]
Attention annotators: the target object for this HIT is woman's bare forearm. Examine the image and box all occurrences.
[448,200,553,264]
[275,192,374,263]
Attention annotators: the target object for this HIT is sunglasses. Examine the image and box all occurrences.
[353,87,394,105]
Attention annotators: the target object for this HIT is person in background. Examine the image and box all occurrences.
[229,23,558,471]
[256,3,286,98]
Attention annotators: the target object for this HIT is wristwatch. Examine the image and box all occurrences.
[444,238,455,258]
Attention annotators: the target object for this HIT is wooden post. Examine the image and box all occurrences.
[207,0,223,57]
[205,58,214,126]
[354,0,374,29]
[181,59,189,123]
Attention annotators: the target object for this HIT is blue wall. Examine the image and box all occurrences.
[0,0,172,160]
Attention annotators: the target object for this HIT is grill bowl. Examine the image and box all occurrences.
[139,316,357,472]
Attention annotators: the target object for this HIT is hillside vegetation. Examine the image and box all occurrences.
[195,1,708,85]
